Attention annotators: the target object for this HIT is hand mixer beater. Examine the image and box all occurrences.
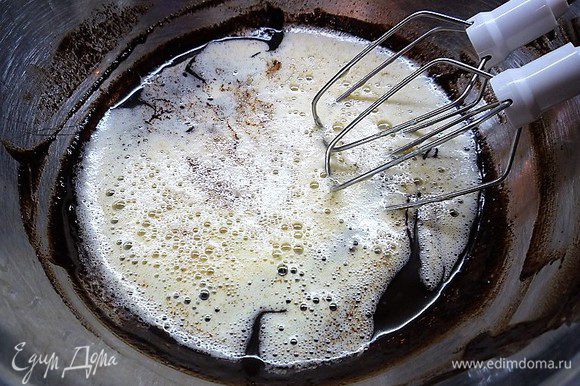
[312,0,580,209]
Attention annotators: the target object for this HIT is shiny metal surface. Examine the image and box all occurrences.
[0,1,578,385]
[319,56,502,195]
[311,10,471,126]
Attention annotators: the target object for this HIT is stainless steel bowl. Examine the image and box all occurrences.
[0,1,578,384]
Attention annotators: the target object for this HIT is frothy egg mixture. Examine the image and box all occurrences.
[75,27,480,366]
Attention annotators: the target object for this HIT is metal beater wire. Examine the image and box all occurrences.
[324,58,494,175]
[311,11,471,127]
[384,125,521,210]
[332,58,489,153]
[336,26,469,102]
[330,100,512,191]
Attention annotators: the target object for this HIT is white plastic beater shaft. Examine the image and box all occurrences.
[490,43,580,129]
[467,0,569,66]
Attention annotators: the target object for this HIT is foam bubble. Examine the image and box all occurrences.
[75,27,479,367]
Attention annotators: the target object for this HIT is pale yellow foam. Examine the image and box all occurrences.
[75,27,479,366]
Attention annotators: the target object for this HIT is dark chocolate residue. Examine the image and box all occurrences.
[185,57,208,83]
[264,28,285,51]
[521,114,577,280]
[2,136,56,242]
[266,59,282,76]
[37,4,148,115]
[246,310,287,356]
[372,206,445,335]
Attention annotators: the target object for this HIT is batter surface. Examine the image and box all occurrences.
[75,27,480,366]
